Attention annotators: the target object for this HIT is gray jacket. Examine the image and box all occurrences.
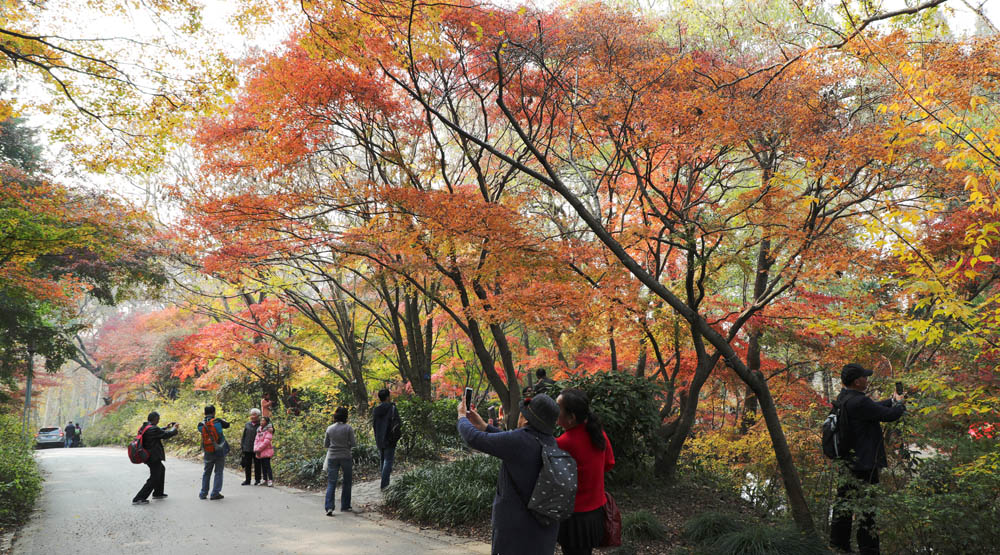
[324,422,356,460]
[458,418,558,555]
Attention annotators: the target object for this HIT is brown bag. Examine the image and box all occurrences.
[600,491,622,547]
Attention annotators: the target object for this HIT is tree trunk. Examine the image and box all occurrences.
[750,371,814,534]
[655,353,716,479]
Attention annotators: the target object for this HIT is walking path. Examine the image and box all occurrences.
[13,447,490,554]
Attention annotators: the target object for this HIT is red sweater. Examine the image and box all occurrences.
[556,425,615,512]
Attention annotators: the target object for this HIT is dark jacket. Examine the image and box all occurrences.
[139,422,178,463]
[837,388,905,472]
[458,418,559,555]
[241,421,260,453]
[372,402,399,449]
[533,378,556,396]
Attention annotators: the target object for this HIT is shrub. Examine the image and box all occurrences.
[0,415,42,529]
[393,396,464,459]
[270,410,380,484]
[877,455,1000,554]
[558,372,663,485]
[623,510,669,541]
[384,454,500,527]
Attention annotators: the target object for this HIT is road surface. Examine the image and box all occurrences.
[14,447,490,554]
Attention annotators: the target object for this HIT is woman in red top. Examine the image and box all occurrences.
[555,388,615,555]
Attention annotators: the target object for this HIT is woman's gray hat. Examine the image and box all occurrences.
[519,393,559,435]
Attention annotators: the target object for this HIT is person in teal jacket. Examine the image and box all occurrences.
[197,405,231,500]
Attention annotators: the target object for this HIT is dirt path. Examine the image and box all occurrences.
[13,447,490,554]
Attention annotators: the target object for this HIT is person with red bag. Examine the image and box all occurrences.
[131,411,179,505]
[555,389,617,555]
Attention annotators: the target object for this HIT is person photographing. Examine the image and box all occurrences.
[131,412,179,505]
[830,363,906,555]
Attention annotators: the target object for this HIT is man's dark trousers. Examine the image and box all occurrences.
[831,467,880,554]
[379,447,395,489]
[242,451,261,483]
[133,460,165,502]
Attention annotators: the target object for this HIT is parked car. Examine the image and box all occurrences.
[35,427,65,449]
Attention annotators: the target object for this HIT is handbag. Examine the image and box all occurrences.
[599,490,623,547]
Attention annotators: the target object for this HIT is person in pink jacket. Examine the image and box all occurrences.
[254,417,275,487]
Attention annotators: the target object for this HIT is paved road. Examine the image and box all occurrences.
[14,447,489,554]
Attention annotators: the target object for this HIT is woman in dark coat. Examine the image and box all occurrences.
[458,394,561,555]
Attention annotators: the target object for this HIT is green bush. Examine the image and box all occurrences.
[0,415,42,529]
[876,456,1000,554]
[384,454,500,527]
[394,396,464,459]
[623,510,669,542]
[558,372,663,485]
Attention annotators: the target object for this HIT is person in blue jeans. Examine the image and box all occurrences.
[371,389,401,490]
[197,405,231,500]
[64,421,75,448]
[324,406,356,516]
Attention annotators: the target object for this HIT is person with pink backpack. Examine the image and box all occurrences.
[254,416,275,487]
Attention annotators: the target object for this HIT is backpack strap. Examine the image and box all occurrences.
[137,424,152,446]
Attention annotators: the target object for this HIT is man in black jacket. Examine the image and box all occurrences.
[132,411,180,505]
[830,363,905,554]
[371,389,401,490]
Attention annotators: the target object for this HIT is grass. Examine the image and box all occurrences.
[682,511,745,544]
[681,512,830,555]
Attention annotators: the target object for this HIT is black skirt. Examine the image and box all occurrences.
[557,506,605,550]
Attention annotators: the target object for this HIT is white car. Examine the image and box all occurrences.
[34,427,65,449]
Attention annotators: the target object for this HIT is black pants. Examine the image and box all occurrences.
[831,467,880,554]
[259,457,273,481]
[242,452,261,483]
[133,460,165,501]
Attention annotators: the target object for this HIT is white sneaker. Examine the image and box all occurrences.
[267,480,273,487]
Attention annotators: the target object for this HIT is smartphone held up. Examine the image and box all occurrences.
[465,387,473,411]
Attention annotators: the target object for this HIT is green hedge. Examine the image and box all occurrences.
[0,414,42,529]
[558,372,663,485]
[384,454,500,527]
[393,396,465,459]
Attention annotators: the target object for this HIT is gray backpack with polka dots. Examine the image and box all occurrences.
[508,435,579,526]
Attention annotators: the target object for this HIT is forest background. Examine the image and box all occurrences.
[2,0,999,552]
